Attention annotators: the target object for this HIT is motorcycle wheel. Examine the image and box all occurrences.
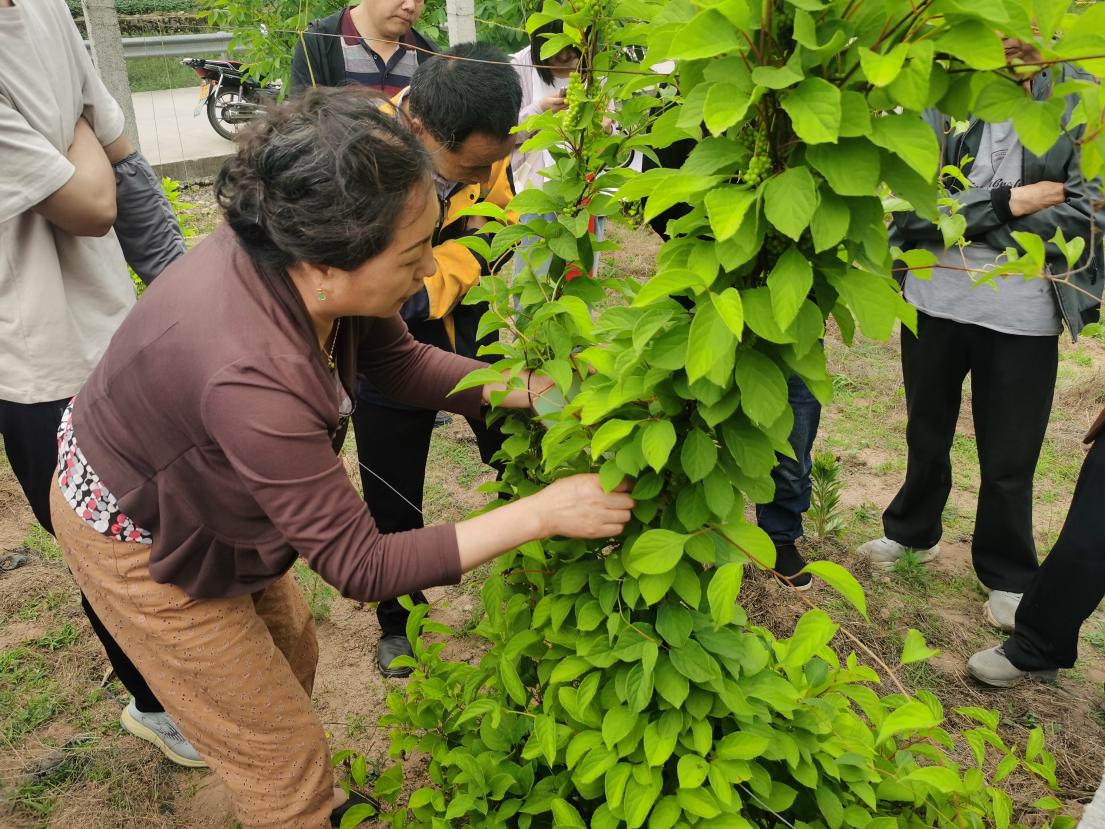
[206,88,246,141]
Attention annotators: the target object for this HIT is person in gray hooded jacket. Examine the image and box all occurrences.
[857,40,1104,636]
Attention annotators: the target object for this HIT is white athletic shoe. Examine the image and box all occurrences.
[984,590,1023,633]
[120,699,206,768]
[855,536,940,568]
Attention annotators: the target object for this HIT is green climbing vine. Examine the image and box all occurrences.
[338,0,1105,826]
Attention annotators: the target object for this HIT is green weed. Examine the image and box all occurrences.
[808,452,846,541]
[294,561,335,623]
[891,550,933,591]
[22,524,62,561]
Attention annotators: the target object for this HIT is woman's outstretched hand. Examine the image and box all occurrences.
[529,474,634,539]
[455,474,634,572]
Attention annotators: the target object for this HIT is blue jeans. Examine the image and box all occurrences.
[755,375,822,546]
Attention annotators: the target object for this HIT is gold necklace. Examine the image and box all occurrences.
[324,318,342,371]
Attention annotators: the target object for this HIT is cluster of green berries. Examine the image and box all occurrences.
[563,72,587,130]
[742,128,772,185]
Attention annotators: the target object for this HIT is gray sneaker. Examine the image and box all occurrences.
[984,590,1022,633]
[855,536,939,569]
[967,646,1057,688]
[120,699,206,768]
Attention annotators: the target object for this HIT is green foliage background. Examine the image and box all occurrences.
[335,0,1105,826]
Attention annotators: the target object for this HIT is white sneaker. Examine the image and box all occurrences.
[984,590,1022,633]
[120,699,206,768]
[856,536,939,569]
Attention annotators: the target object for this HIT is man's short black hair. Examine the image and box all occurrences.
[408,42,522,151]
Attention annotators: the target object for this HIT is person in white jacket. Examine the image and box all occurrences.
[509,20,579,192]
[510,21,610,280]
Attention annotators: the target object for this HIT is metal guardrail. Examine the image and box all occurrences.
[84,31,234,60]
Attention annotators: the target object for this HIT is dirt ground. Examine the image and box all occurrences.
[1,204,1103,827]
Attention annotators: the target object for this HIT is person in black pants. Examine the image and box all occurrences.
[1,399,165,716]
[968,410,1105,686]
[0,0,200,765]
[354,45,522,676]
[857,53,1104,633]
[879,313,1059,595]
[642,138,822,590]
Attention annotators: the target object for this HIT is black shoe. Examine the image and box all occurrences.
[433,411,453,428]
[377,634,414,678]
[772,543,812,591]
[331,790,380,827]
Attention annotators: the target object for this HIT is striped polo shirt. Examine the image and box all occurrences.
[339,7,422,96]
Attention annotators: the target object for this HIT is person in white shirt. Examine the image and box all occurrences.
[0,0,198,768]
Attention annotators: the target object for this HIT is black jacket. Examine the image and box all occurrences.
[289,8,437,95]
[890,65,1104,340]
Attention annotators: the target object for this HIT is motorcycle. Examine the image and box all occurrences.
[181,57,281,141]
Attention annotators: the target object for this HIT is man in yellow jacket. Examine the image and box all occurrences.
[354,42,521,675]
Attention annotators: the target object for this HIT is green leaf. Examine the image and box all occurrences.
[711,288,745,338]
[592,419,637,457]
[599,459,626,493]
[705,187,757,241]
[533,714,558,766]
[1033,795,1064,811]
[634,269,704,306]
[716,521,775,567]
[625,529,687,576]
[751,63,804,89]
[906,766,964,794]
[784,608,838,668]
[806,138,880,196]
[706,562,744,629]
[839,90,872,137]
[641,420,678,472]
[669,9,743,60]
[870,114,939,181]
[339,804,376,829]
[450,366,507,395]
[704,83,753,135]
[763,167,819,240]
[815,785,844,829]
[933,21,1005,69]
[1013,96,1066,157]
[810,189,851,253]
[767,247,813,329]
[644,709,683,767]
[686,300,737,384]
[657,602,694,647]
[990,788,1014,829]
[734,350,788,427]
[601,704,637,749]
[646,796,681,829]
[669,640,723,683]
[781,77,841,144]
[639,569,676,606]
[900,628,941,665]
[677,755,709,788]
[876,700,942,745]
[802,561,868,620]
[551,798,587,828]
[716,731,769,760]
[680,428,718,483]
[826,267,915,341]
[858,43,909,87]
[655,656,690,707]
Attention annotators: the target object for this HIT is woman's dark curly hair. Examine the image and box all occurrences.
[215,87,431,275]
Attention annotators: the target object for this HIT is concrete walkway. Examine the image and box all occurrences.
[132,86,236,178]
